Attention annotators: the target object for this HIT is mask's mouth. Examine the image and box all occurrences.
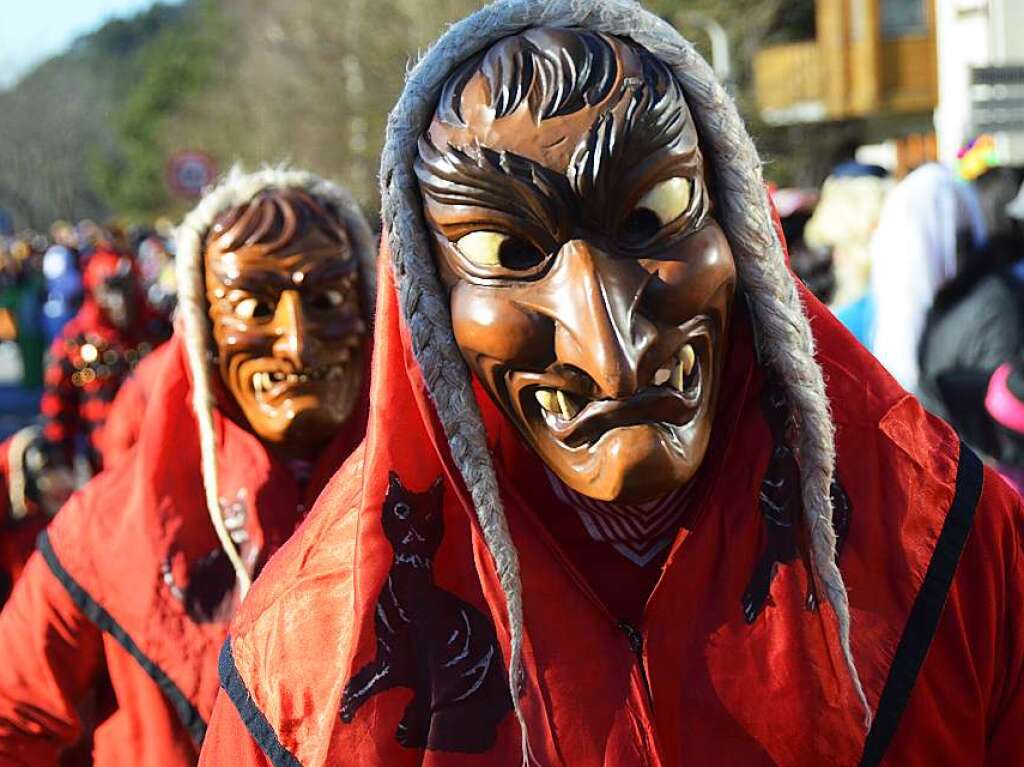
[250,360,352,410]
[521,316,712,450]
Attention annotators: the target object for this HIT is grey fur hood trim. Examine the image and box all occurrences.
[175,165,376,599]
[378,0,868,757]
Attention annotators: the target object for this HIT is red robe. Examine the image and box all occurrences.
[95,339,176,471]
[0,334,368,766]
[199,256,1023,767]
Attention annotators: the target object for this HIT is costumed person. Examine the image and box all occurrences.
[916,168,1024,436]
[137,233,178,317]
[0,238,45,390]
[804,170,891,347]
[41,224,83,346]
[0,426,73,608]
[201,7,1023,767]
[39,245,171,475]
[867,163,987,393]
[985,356,1024,495]
[0,168,376,766]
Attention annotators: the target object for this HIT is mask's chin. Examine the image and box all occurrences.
[531,419,706,503]
[232,359,362,453]
[236,388,330,452]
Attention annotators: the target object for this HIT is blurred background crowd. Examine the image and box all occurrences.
[1,0,1024,517]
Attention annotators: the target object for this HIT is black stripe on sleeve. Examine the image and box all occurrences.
[859,443,984,766]
[218,637,304,767]
[37,530,207,745]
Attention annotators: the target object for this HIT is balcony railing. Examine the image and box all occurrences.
[753,42,827,125]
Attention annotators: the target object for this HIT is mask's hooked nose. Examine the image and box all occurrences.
[272,290,317,369]
[531,240,657,398]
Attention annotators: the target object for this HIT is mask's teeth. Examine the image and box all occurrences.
[556,390,578,420]
[673,344,697,391]
[653,366,672,386]
[680,344,696,376]
[254,372,263,394]
[535,388,558,414]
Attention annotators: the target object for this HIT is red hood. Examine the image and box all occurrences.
[80,247,155,334]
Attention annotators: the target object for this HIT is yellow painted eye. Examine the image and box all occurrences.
[310,289,345,312]
[635,177,693,225]
[454,231,546,271]
[455,231,506,267]
[234,297,272,320]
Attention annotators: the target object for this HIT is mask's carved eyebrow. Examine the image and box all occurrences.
[209,250,355,293]
[567,54,701,220]
[415,136,577,246]
[211,266,292,293]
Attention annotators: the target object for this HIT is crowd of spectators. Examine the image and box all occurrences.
[777,160,1024,493]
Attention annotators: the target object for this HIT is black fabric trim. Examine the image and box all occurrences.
[219,637,303,767]
[37,530,207,746]
[859,443,984,767]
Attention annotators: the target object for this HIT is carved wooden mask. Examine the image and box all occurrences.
[416,29,737,502]
[204,188,365,457]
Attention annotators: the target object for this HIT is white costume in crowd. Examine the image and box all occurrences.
[869,164,987,393]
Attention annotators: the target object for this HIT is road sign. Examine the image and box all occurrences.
[166,150,217,198]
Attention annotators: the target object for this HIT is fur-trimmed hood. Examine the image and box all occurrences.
[175,166,377,597]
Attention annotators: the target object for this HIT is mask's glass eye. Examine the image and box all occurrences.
[620,177,694,247]
[455,231,545,271]
[309,288,345,312]
[456,231,503,266]
[234,297,273,320]
[636,177,693,226]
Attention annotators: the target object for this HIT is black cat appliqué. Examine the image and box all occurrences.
[340,472,512,752]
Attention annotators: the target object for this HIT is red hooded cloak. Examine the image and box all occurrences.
[0,166,376,767]
[199,254,1023,767]
[0,333,368,766]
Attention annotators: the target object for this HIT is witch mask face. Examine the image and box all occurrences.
[416,29,737,503]
[204,188,365,455]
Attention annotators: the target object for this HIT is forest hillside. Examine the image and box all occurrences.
[0,0,819,228]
